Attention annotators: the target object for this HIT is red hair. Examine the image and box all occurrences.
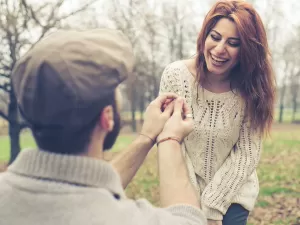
[196,0,276,135]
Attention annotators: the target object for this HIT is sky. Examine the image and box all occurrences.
[35,0,300,41]
[25,0,300,83]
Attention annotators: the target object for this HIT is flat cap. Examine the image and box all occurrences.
[12,28,134,129]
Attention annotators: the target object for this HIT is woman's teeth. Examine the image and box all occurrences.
[211,54,228,65]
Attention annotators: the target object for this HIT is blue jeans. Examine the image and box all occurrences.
[223,204,249,225]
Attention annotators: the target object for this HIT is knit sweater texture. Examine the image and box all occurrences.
[0,149,206,225]
[159,61,262,220]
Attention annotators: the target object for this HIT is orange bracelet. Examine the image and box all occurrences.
[157,137,181,146]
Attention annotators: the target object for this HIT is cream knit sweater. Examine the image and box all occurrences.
[159,61,262,221]
[0,149,206,225]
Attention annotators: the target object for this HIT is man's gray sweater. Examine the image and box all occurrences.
[0,149,206,225]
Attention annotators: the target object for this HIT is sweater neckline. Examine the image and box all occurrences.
[179,61,238,99]
[7,149,125,198]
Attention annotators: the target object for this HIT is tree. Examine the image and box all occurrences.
[104,0,206,132]
[290,72,300,122]
[105,0,159,132]
[0,0,97,164]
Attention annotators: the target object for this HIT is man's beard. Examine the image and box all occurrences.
[103,107,121,151]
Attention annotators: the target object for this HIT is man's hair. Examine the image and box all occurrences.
[31,92,116,154]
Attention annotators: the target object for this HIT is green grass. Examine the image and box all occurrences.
[0,131,135,162]
[256,200,270,208]
[0,132,36,162]
[0,123,299,224]
[124,124,300,224]
[274,108,300,123]
[260,187,299,197]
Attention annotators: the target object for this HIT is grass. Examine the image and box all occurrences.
[0,123,299,224]
[0,131,135,162]
[274,108,300,123]
[124,123,300,224]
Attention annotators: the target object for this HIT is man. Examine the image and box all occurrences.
[0,29,206,225]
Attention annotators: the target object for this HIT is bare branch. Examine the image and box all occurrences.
[21,0,42,27]
[0,73,10,79]
[0,83,11,93]
[35,0,98,43]
[57,0,98,21]
[0,58,12,71]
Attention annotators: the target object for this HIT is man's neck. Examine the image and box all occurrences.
[82,133,105,159]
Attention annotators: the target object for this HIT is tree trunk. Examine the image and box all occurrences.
[139,94,145,123]
[292,99,297,122]
[8,122,21,165]
[279,104,284,123]
[152,76,159,98]
[8,86,21,165]
[278,84,286,123]
[130,88,137,132]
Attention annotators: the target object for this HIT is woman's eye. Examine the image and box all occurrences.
[228,42,240,47]
[210,34,220,41]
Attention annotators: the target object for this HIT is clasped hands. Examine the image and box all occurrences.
[140,93,193,145]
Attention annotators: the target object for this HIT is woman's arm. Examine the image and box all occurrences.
[159,62,183,96]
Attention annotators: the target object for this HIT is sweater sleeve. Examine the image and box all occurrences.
[122,198,207,225]
[159,63,183,96]
[201,119,262,220]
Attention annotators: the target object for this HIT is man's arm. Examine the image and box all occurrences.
[112,97,207,225]
[110,93,177,189]
[157,97,200,208]
[158,140,200,208]
[110,135,153,189]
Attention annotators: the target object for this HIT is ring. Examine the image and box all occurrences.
[185,114,193,118]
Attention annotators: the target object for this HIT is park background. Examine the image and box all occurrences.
[0,0,299,224]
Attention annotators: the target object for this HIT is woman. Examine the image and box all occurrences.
[159,1,276,225]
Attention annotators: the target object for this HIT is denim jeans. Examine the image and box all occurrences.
[223,204,250,225]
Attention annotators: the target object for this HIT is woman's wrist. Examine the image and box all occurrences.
[157,136,181,146]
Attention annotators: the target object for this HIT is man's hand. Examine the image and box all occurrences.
[140,93,178,141]
[111,93,177,188]
[157,97,199,209]
[157,97,193,142]
[207,220,222,225]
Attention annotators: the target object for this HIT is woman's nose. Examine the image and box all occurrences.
[214,42,226,55]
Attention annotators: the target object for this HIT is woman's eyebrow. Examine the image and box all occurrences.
[211,29,240,40]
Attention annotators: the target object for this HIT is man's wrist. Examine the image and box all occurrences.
[157,138,181,149]
[137,133,156,147]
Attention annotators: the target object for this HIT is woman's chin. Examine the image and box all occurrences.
[207,66,227,76]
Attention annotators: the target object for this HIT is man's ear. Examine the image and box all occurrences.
[100,105,114,132]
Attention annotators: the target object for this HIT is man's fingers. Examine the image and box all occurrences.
[182,100,191,115]
[173,97,184,116]
[162,98,175,111]
[164,98,173,105]
[163,101,175,117]
[154,93,178,107]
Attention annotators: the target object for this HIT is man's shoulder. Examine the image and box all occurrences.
[0,171,8,185]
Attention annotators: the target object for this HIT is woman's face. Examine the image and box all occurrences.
[204,18,240,78]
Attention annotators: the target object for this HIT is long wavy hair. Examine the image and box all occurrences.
[196,0,276,135]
